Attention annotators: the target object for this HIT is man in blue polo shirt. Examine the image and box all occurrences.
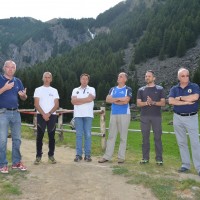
[0,60,27,174]
[98,72,132,164]
[168,67,200,176]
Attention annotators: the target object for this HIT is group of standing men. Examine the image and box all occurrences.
[0,59,200,176]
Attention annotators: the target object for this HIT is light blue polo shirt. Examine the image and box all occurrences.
[109,85,132,115]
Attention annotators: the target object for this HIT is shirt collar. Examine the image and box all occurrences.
[78,85,89,90]
[2,75,14,81]
[177,82,191,88]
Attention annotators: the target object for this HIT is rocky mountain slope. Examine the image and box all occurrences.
[0,18,95,68]
[135,38,200,90]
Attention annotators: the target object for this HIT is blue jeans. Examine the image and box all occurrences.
[0,109,22,167]
[75,117,93,156]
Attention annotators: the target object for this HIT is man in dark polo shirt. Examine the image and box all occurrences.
[168,67,200,176]
[0,60,27,174]
[137,70,165,165]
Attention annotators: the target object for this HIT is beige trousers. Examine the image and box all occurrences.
[103,114,130,160]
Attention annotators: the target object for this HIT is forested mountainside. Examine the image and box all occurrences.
[1,0,200,112]
[0,17,95,67]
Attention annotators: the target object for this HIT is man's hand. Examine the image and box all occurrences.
[147,96,153,106]
[4,81,14,91]
[42,113,51,121]
[18,88,27,100]
[87,93,95,101]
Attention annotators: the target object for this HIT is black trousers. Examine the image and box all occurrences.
[36,114,57,157]
[140,115,163,161]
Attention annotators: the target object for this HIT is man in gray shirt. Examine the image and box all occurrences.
[137,70,165,165]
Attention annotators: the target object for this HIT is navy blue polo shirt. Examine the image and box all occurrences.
[0,75,24,108]
[168,82,200,113]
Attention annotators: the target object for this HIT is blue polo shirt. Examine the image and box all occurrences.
[0,75,24,108]
[168,82,200,113]
[109,85,132,115]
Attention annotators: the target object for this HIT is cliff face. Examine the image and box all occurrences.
[135,38,200,91]
[0,19,93,68]
[9,39,53,67]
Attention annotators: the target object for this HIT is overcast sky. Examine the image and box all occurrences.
[1,0,124,22]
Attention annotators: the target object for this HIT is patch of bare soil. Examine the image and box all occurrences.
[7,139,157,200]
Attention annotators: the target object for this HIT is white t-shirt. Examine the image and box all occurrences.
[72,85,96,118]
[34,86,59,114]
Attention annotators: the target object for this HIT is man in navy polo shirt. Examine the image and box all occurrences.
[169,67,200,176]
[0,60,27,174]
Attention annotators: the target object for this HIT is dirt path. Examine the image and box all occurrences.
[7,138,157,200]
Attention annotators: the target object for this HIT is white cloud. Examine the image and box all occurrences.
[1,0,123,22]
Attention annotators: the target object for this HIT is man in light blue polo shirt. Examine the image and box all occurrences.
[169,67,200,176]
[98,72,132,164]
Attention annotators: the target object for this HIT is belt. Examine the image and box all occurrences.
[6,108,18,111]
[175,112,197,116]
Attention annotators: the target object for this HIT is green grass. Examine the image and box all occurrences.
[0,151,23,200]
[19,110,200,200]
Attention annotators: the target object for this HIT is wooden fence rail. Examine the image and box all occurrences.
[19,107,106,150]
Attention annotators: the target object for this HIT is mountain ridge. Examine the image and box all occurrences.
[1,0,200,110]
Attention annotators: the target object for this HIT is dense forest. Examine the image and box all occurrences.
[1,0,199,118]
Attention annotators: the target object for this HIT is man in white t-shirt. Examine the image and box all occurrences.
[71,73,96,162]
[33,72,59,165]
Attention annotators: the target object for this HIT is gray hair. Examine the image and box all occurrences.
[42,72,52,79]
[3,60,16,68]
[177,67,189,77]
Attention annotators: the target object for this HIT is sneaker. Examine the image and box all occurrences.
[74,155,82,162]
[98,158,109,163]
[140,159,149,164]
[48,156,57,164]
[178,167,189,173]
[0,166,9,174]
[156,160,163,166]
[34,157,41,165]
[118,158,125,164]
[12,162,27,171]
[84,155,92,162]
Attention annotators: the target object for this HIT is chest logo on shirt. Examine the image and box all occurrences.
[114,91,125,95]
[76,91,79,94]
[49,93,54,97]
[188,89,192,93]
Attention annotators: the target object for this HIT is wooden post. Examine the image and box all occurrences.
[33,113,37,136]
[100,107,106,150]
[57,111,64,141]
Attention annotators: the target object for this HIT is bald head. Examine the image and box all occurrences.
[117,72,128,86]
[42,72,52,80]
